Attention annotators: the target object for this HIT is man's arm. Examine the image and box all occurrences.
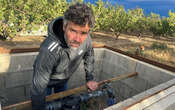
[83,45,98,91]
[31,49,57,110]
[83,46,94,81]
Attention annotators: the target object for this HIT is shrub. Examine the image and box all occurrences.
[151,42,168,50]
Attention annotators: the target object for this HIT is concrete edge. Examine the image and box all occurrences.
[0,42,105,54]
[120,78,175,110]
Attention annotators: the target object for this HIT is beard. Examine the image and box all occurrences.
[70,46,78,51]
[64,33,80,49]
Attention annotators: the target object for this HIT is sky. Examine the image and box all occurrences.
[84,0,175,17]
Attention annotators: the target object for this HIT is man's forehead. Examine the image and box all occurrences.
[67,21,90,31]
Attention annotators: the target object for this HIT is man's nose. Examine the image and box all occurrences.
[74,33,81,41]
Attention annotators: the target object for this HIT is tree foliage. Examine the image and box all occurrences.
[0,0,175,40]
[0,0,69,39]
[127,8,147,37]
[109,5,129,39]
[168,11,175,37]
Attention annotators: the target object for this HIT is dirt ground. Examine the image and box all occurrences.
[0,32,175,110]
[0,32,175,67]
[91,32,175,67]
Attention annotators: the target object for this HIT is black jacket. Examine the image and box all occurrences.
[31,17,95,110]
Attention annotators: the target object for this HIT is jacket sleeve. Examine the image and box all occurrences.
[83,45,95,82]
[31,48,58,110]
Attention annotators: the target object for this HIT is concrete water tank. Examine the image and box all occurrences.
[0,47,175,110]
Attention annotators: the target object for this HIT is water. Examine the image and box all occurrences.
[83,0,175,17]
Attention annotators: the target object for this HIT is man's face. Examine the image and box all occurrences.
[63,21,90,48]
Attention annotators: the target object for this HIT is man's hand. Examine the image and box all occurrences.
[86,81,98,91]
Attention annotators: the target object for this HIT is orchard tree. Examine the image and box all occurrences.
[161,17,171,37]
[127,8,145,37]
[148,13,162,37]
[108,5,128,39]
[0,0,69,40]
[168,11,175,37]
[91,0,109,31]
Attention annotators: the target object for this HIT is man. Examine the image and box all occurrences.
[31,3,98,110]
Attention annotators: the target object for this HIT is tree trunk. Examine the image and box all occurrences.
[114,32,120,40]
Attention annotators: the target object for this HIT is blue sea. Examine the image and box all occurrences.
[81,0,175,17]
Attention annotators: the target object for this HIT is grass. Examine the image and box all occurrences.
[119,41,175,67]
[143,47,175,66]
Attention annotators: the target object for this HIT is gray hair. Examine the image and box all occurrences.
[64,3,95,28]
[63,17,68,28]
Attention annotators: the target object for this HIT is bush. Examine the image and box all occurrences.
[151,42,168,50]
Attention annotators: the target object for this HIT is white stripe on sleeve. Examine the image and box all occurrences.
[50,43,59,52]
[48,42,56,50]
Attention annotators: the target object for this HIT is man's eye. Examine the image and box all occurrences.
[70,29,76,32]
[82,32,88,35]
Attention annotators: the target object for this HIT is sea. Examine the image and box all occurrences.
[80,0,175,17]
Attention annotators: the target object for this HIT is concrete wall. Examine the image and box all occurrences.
[0,48,175,109]
[0,53,37,106]
[0,49,104,106]
[102,49,175,110]
[68,48,104,88]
